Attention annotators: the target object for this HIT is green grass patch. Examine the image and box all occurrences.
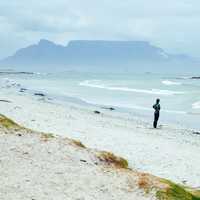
[0,114,22,129]
[156,180,200,200]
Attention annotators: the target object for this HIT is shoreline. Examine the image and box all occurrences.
[0,87,199,187]
[2,77,196,131]
[2,71,200,130]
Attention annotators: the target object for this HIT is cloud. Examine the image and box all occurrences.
[0,0,200,58]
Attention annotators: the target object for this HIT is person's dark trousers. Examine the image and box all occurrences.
[153,112,159,128]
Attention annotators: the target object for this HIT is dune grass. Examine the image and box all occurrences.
[0,114,22,129]
[137,173,200,200]
[71,139,86,148]
[138,173,153,193]
[0,114,200,200]
[156,180,200,200]
[41,133,55,141]
[97,151,128,169]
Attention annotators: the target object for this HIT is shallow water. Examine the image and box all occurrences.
[1,71,200,130]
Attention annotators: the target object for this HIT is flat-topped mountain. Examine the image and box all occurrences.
[0,39,197,72]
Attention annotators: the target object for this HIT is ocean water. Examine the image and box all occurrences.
[1,71,200,130]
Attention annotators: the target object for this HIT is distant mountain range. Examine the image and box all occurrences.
[0,39,199,72]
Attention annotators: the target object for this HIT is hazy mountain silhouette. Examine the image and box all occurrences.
[0,39,198,72]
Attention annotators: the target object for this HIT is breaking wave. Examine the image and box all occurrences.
[192,101,200,109]
[79,80,185,96]
[162,80,182,86]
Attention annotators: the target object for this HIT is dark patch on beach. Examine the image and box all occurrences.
[101,107,115,111]
[19,88,27,92]
[191,77,200,79]
[0,99,12,103]
[34,93,45,97]
[193,131,200,135]
[80,159,87,163]
[0,71,34,75]
[94,110,101,114]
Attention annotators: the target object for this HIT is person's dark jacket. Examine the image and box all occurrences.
[153,103,161,113]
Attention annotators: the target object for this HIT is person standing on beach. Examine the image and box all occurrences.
[153,99,160,128]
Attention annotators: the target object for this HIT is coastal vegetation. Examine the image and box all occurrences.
[41,133,55,141]
[97,151,129,169]
[156,180,200,200]
[71,139,86,148]
[0,114,200,200]
[0,114,22,129]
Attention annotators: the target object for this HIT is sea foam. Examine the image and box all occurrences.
[80,80,185,96]
[162,80,182,86]
[192,101,200,109]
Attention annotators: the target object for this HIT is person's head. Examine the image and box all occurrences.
[156,98,160,104]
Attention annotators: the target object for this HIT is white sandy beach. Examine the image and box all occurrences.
[0,87,200,188]
[0,116,159,200]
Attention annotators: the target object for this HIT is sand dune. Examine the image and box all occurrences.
[0,115,199,199]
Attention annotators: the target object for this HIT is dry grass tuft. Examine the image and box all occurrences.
[0,114,22,130]
[71,139,86,148]
[97,151,128,169]
[41,133,55,142]
[138,173,152,193]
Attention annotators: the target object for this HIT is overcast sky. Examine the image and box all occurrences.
[0,0,200,59]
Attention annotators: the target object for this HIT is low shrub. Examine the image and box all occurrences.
[71,139,86,148]
[0,114,22,129]
[41,133,55,141]
[97,151,128,169]
[156,180,200,200]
